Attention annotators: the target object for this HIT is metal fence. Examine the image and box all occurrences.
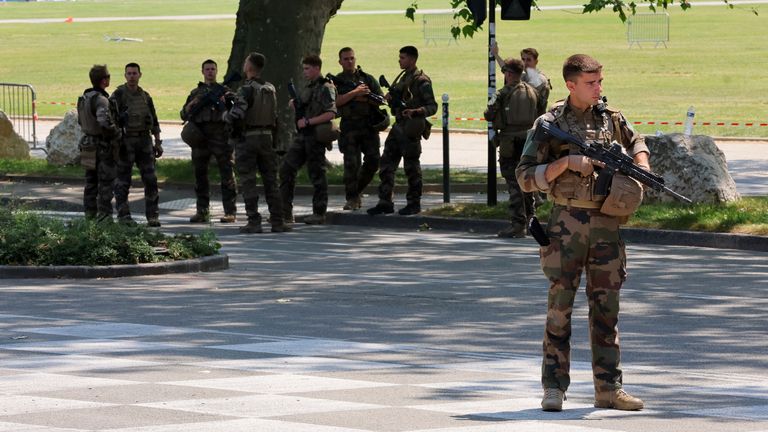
[422,13,458,45]
[0,82,41,152]
[627,12,669,48]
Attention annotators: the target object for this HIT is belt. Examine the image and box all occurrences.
[553,197,603,209]
[244,128,272,137]
[123,130,149,137]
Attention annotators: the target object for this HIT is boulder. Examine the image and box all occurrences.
[0,110,31,160]
[45,109,83,166]
[644,133,739,204]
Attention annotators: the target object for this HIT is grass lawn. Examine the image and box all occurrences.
[0,0,765,138]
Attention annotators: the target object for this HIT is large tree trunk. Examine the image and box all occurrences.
[226,0,344,151]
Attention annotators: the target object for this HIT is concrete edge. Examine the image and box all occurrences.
[325,212,768,252]
[0,254,229,279]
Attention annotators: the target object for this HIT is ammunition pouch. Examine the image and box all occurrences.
[79,136,97,170]
[181,121,206,148]
[422,119,432,140]
[314,121,340,144]
[403,117,426,140]
[600,173,643,218]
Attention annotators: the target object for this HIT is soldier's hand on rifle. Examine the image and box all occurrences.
[401,108,423,119]
[566,155,603,177]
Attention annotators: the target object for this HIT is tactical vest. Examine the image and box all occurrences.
[336,71,375,120]
[492,81,538,133]
[548,102,620,203]
[244,80,277,128]
[301,78,335,119]
[392,69,428,112]
[77,91,103,136]
[117,87,153,132]
[188,84,226,124]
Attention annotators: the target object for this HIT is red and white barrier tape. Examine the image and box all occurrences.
[429,116,768,127]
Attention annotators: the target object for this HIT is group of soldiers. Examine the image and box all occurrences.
[78,46,650,413]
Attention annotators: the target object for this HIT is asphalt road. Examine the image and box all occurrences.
[1,225,767,431]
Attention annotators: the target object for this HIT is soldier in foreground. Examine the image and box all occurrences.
[110,62,163,227]
[484,58,538,238]
[180,59,238,224]
[333,47,386,211]
[516,54,648,412]
[223,52,289,233]
[77,64,120,222]
[367,46,437,216]
[279,54,338,225]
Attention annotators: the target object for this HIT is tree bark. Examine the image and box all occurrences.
[226,0,344,151]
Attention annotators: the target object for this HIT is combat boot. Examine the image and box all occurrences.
[239,219,263,234]
[343,196,362,211]
[189,210,210,223]
[594,389,644,411]
[219,214,236,223]
[118,215,136,226]
[541,388,565,412]
[147,217,161,228]
[497,224,526,238]
[367,203,394,216]
[397,203,421,216]
[271,223,293,233]
[304,213,326,225]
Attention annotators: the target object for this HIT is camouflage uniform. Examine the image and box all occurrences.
[279,76,337,219]
[77,87,120,220]
[485,79,539,232]
[335,67,384,205]
[110,84,161,221]
[181,82,237,217]
[376,69,437,209]
[516,97,649,394]
[224,77,284,229]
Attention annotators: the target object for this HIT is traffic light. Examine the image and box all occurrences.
[500,0,532,20]
[467,0,487,26]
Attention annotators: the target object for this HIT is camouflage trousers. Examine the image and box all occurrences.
[279,134,328,217]
[540,205,627,393]
[498,135,534,228]
[339,126,380,201]
[376,122,422,207]
[235,133,282,224]
[192,123,237,215]
[114,133,159,220]
[83,136,117,220]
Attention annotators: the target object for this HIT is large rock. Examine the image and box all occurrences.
[0,110,31,160]
[45,109,83,166]
[644,133,739,204]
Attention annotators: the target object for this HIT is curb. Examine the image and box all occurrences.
[325,212,768,252]
[0,254,229,279]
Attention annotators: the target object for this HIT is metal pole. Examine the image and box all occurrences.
[441,93,450,203]
[487,0,497,206]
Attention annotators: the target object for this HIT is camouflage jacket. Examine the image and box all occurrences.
[390,68,437,121]
[516,97,649,202]
[180,81,230,124]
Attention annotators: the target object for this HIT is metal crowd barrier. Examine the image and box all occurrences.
[0,82,42,153]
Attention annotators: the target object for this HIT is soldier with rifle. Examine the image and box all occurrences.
[329,47,388,211]
[367,45,437,216]
[181,59,239,224]
[279,54,338,226]
[516,54,653,413]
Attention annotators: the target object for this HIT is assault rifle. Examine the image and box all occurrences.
[325,71,386,106]
[378,75,407,111]
[287,79,313,136]
[183,71,242,121]
[535,120,692,203]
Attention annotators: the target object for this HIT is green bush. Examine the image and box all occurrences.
[0,207,221,266]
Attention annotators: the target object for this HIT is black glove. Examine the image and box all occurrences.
[153,138,164,158]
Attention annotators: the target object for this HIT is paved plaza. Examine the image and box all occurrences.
[1,226,767,431]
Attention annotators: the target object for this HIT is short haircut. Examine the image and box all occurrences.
[125,62,141,73]
[302,54,322,68]
[338,47,353,58]
[562,54,602,82]
[246,52,266,70]
[502,58,524,75]
[520,48,539,60]
[202,59,217,69]
[89,64,110,87]
[400,45,419,59]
